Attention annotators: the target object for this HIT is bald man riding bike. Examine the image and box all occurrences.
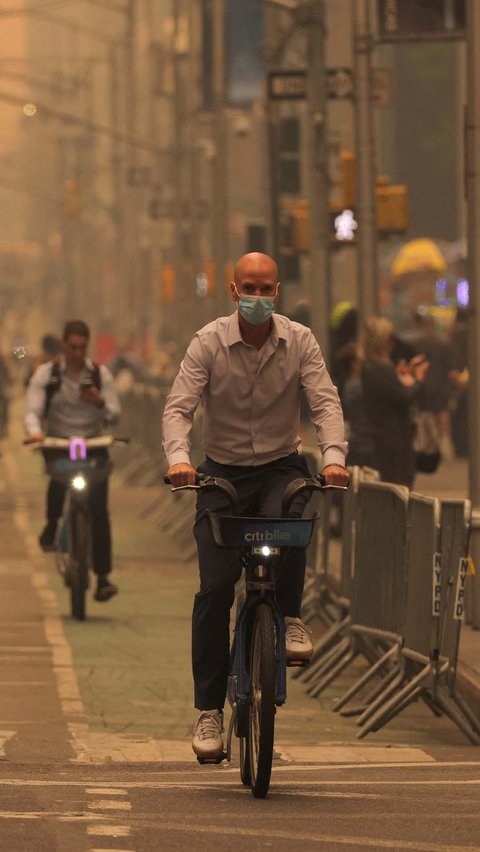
[162,252,349,760]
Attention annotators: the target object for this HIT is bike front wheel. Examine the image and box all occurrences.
[247,603,276,798]
[70,507,89,621]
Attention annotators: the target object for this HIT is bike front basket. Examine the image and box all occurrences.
[206,513,318,549]
[47,457,112,484]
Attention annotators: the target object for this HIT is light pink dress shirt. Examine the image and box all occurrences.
[162,312,347,468]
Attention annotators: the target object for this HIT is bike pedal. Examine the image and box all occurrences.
[196,752,227,766]
[287,658,310,668]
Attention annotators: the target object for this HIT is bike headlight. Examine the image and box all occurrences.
[71,474,87,491]
[261,545,271,557]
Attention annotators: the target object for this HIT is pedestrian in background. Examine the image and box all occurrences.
[336,341,377,470]
[24,333,62,387]
[360,316,429,488]
[449,308,469,458]
[411,311,455,461]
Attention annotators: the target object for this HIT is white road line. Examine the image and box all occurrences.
[5,447,90,763]
[0,812,106,821]
[1,775,480,789]
[0,731,16,758]
[87,825,131,837]
[85,789,129,796]
[141,821,480,851]
[87,801,132,811]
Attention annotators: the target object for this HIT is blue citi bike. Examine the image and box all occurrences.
[165,470,345,798]
[28,435,128,621]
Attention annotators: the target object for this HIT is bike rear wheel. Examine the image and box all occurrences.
[247,603,276,798]
[69,508,89,621]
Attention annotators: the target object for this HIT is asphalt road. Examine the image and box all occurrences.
[1,414,480,852]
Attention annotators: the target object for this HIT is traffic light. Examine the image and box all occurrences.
[205,260,216,295]
[376,177,409,233]
[279,117,300,194]
[338,152,409,233]
[289,200,310,253]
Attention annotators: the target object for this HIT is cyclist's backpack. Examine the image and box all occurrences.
[44,359,102,417]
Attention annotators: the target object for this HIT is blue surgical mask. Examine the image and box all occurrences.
[235,287,277,325]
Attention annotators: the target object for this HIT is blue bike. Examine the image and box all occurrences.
[166,471,343,798]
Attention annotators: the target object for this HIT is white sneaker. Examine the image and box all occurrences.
[192,710,224,759]
[285,617,313,661]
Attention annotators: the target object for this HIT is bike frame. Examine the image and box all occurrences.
[227,564,288,715]
[206,511,319,757]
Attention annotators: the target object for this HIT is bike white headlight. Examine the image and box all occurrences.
[261,545,271,557]
[71,474,87,491]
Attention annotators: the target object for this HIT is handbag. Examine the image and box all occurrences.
[413,410,441,474]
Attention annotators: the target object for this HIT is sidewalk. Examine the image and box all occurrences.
[415,457,480,718]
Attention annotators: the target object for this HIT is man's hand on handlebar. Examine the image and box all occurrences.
[167,462,198,487]
[322,464,350,488]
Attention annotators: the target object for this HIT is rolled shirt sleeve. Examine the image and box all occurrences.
[162,336,210,467]
[300,329,348,468]
[24,365,48,435]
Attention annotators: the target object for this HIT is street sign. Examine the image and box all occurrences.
[268,71,306,100]
[268,67,390,103]
[268,68,355,101]
[377,0,465,42]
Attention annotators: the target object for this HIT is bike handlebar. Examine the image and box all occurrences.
[163,473,240,512]
[164,472,348,516]
[24,436,130,449]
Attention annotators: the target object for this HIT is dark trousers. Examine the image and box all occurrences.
[44,449,112,576]
[192,451,311,711]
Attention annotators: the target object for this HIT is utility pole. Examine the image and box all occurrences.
[125,0,139,348]
[109,44,128,341]
[353,0,378,320]
[305,0,330,353]
[263,0,331,349]
[466,0,480,627]
[211,0,229,316]
[264,7,282,267]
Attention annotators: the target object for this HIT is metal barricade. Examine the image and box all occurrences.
[352,493,442,737]
[306,479,408,703]
[335,494,480,744]
[352,481,409,637]
[433,500,480,742]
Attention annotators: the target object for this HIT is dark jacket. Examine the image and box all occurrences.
[361,360,423,487]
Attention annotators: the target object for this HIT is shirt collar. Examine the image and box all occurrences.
[226,311,288,347]
[58,357,95,374]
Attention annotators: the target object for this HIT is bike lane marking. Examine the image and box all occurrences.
[5,448,98,760]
